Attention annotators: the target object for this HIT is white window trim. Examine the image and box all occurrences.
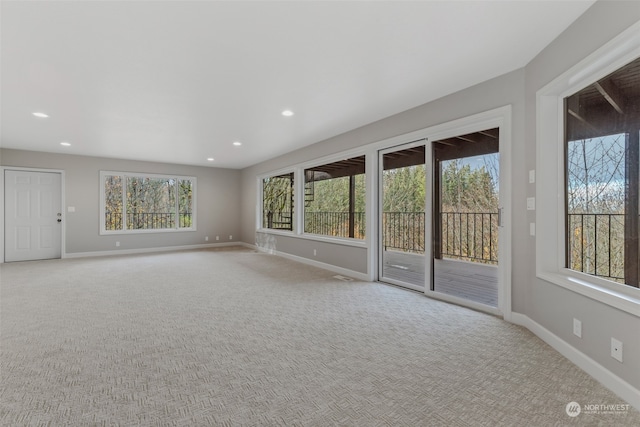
[99,171,197,235]
[536,20,640,317]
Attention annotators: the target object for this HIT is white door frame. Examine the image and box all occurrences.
[423,109,512,318]
[368,106,512,319]
[1,167,66,263]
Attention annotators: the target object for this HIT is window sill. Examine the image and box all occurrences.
[537,270,640,317]
[100,228,196,235]
[257,228,367,248]
[256,228,295,237]
[298,233,367,248]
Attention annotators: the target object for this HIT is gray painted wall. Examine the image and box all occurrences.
[240,0,640,393]
[1,149,241,254]
[524,0,640,390]
[272,235,368,275]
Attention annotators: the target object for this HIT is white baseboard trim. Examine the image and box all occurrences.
[259,247,370,282]
[63,242,242,259]
[510,313,640,411]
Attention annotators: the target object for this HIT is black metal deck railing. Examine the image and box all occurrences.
[264,211,293,230]
[262,210,500,263]
[441,211,498,263]
[382,211,499,264]
[305,211,365,238]
[567,213,625,281]
[382,212,426,253]
[105,212,192,230]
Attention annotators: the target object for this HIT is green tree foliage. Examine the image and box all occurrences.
[104,175,123,230]
[441,159,498,213]
[306,175,365,213]
[104,175,193,230]
[304,174,366,238]
[263,173,294,229]
[382,165,425,212]
[179,180,193,227]
[127,177,176,229]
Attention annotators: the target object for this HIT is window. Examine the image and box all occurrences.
[536,22,640,313]
[262,172,294,231]
[564,57,640,288]
[101,171,195,233]
[304,156,366,239]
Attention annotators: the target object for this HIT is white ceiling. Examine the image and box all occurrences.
[1,1,595,169]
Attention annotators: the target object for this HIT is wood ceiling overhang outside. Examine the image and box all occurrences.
[433,128,499,162]
[306,156,365,182]
[305,127,501,183]
[566,56,640,141]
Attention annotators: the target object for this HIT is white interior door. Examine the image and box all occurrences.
[4,170,62,262]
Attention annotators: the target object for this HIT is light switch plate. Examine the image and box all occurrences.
[527,197,536,211]
[527,197,536,210]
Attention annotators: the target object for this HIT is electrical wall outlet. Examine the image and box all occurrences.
[229,235,233,240]
[529,170,535,183]
[573,318,581,338]
[116,241,120,247]
[216,236,219,241]
[205,236,209,241]
[313,249,317,256]
[611,338,623,362]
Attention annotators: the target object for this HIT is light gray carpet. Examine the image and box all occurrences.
[1,247,638,426]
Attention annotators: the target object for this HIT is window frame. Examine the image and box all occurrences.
[302,156,366,241]
[99,170,197,235]
[256,149,371,247]
[258,169,296,234]
[536,21,640,316]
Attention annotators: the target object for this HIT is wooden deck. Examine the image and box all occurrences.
[382,250,498,307]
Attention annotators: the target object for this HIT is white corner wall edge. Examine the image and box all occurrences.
[510,312,640,411]
[245,243,370,282]
[64,242,241,259]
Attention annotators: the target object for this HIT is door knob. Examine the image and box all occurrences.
[57,219,62,223]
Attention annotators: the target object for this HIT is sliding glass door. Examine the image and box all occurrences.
[430,129,500,307]
[379,142,427,291]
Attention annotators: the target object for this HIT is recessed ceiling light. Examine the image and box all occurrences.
[233,141,242,146]
[207,158,214,162]
[282,110,294,117]
[33,112,49,118]
[60,142,71,146]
